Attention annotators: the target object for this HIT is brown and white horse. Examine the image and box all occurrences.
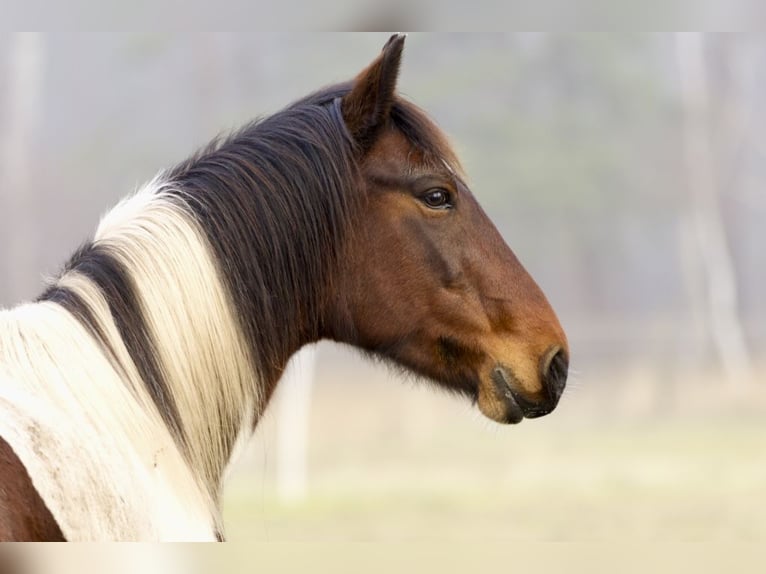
[0,35,568,541]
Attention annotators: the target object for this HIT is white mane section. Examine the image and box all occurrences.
[0,177,260,540]
[95,179,261,491]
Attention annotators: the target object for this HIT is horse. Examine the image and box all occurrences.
[0,35,568,541]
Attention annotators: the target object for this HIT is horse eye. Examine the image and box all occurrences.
[422,189,452,209]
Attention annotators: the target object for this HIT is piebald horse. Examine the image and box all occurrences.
[0,35,568,541]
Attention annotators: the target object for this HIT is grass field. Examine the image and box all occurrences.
[222,349,766,543]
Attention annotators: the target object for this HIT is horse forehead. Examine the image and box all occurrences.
[364,129,413,166]
[364,128,453,174]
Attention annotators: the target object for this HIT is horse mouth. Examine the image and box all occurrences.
[477,365,555,424]
[486,367,525,424]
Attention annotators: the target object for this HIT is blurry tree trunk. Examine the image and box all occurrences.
[275,346,317,504]
[675,32,752,388]
[0,33,45,305]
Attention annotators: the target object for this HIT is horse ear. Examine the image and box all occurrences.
[342,33,406,149]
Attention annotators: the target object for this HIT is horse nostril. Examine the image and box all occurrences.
[542,348,568,404]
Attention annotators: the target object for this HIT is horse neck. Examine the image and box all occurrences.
[45,107,359,500]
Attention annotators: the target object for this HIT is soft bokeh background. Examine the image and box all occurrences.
[1,33,764,544]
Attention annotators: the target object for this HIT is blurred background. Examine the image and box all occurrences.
[0,33,764,543]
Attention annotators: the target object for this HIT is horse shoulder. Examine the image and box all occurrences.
[0,435,65,541]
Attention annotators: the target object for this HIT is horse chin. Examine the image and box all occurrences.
[476,372,525,425]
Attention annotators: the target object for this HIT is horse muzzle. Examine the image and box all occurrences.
[477,346,569,424]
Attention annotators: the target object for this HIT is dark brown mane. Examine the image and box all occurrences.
[165,89,360,393]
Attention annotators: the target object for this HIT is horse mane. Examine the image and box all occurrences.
[164,87,360,388]
[30,82,460,507]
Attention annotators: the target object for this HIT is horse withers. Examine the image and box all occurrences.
[0,35,568,541]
